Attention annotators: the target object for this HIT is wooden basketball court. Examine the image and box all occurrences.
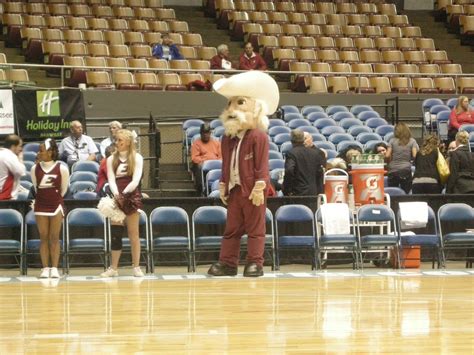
[0,267,473,353]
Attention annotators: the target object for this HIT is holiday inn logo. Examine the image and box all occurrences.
[37,91,60,117]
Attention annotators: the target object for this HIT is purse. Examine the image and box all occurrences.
[436,149,450,185]
[97,195,126,223]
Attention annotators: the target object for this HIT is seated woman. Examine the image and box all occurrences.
[412,134,442,194]
[446,131,474,194]
[448,95,474,142]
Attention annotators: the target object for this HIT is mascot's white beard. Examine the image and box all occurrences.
[220,100,269,137]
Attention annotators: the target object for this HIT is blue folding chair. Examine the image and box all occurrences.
[340,118,363,130]
[307,111,329,123]
[357,204,400,268]
[326,149,338,159]
[288,118,311,129]
[280,141,293,156]
[183,119,205,131]
[315,204,359,270]
[332,111,355,122]
[374,124,394,137]
[24,161,34,172]
[69,181,97,194]
[268,125,291,140]
[269,159,285,171]
[283,113,304,122]
[275,204,316,270]
[23,151,37,162]
[71,161,100,174]
[326,105,349,116]
[358,110,381,121]
[150,206,192,272]
[328,133,354,146]
[268,119,286,128]
[365,117,388,129]
[384,187,406,196]
[437,203,474,268]
[311,133,327,142]
[321,125,345,137]
[210,118,222,129]
[357,132,383,145]
[301,105,324,117]
[212,126,225,139]
[397,204,442,269]
[437,110,450,141]
[269,141,279,152]
[313,118,337,130]
[73,191,98,200]
[445,97,458,109]
[65,208,107,274]
[192,205,227,271]
[201,159,222,195]
[348,125,372,137]
[281,105,299,115]
[364,140,386,153]
[0,209,24,274]
[351,105,374,115]
[70,171,98,184]
[274,133,291,145]
[459,124,474,134]
[23,142,40,153]
[299,126,319,134]
[205,169,222,196]
[315,141,336,151]
[269,150,283,160]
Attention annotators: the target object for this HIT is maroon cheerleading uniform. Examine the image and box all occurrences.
[115,159,142,213]
[34,162,65,216]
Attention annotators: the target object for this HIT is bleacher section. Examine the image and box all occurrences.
[204,0,473,94]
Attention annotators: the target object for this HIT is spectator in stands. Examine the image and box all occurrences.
[0,134,25,200]
[210,44,234,70]
[372,142,388,155]
[31,139,69,279]
[282,129,326,196]
[238,42,267,71]
[338,144,362,167]
[446,131,474,193]
[152,34,183,60]
[59,120,98,168]
[412,134,442,194]
[101,129,144,278]
[386,123,419,194]
[303,132,326,191]
[100,120,122,157]
[191,123,222,193]
[448,96,474,142]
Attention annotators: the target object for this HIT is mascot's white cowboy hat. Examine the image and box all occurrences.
[213,71,280,115]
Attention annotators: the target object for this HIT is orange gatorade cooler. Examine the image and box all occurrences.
[324,169,349,203]
[350,155,385,205]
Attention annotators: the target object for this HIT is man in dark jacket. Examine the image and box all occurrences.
[283,129,326,196]
[447,131,474,193]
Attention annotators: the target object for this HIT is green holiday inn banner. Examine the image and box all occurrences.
[14,89,85,140]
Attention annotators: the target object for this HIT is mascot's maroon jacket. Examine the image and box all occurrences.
[220,129,269,196]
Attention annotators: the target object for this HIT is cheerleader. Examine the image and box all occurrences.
[31,139,69,278]
[100,129,144,277]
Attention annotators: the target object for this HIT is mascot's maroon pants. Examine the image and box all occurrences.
[219,186,266,267]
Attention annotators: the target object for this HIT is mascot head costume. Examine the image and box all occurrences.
[213,71,280,137]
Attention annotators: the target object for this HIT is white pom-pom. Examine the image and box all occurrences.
[97,196,126,223]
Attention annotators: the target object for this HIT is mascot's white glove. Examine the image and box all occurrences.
[249,181,266,207]
[219,182,228,206]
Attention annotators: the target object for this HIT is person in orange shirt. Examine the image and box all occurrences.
[191,123,222,194]
[448,95,474,142]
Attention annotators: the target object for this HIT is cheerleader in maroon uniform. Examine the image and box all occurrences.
[31,139,70,279]
[101,129,144,278]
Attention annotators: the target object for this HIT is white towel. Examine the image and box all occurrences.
[399,202,429,229]
[321,203,351,235]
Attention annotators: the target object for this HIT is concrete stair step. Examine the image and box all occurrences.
[160,180,195,190]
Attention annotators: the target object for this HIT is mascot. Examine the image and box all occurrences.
[208,71,279,277]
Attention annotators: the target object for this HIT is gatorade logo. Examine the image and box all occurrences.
[335,184,345,194]
[366,176,378,190]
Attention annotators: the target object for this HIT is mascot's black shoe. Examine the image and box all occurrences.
[207,262,238,276]
[243,263,264,277]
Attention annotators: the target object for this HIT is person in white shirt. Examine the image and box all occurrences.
[0,134,25,200]
[58,120,98,168]
[100,120,122,157]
